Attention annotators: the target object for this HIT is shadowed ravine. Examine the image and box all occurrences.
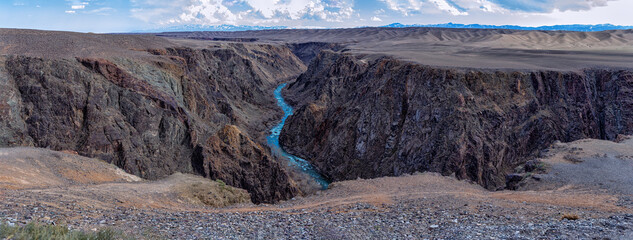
[267,83,330,189]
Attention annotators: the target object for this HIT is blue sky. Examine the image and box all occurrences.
[1,0,632,32]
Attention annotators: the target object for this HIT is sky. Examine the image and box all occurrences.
[1,0,632,33]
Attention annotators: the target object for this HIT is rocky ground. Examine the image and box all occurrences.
[2,141,633,239]
[3,191,632,239]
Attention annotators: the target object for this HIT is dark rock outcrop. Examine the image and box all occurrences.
[280,51,633,190]
[0,43,306,203]
[193,125,300,203]
[287,42,344,64]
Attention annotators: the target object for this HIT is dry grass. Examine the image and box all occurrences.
[561,213,580,221]
[0,222,131,240]
[176,176,251,207]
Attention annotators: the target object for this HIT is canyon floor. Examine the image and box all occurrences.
[2,137,633,239]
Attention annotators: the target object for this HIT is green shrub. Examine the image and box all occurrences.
[0,222,131,240]
[215,179,227,189]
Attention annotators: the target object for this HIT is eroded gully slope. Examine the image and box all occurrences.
[280,51,633,189]
[0,42,306,203]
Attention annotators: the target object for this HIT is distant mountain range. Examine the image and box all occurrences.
[136,23,632,33]
[382,23,633,32]
[134,24,288,33]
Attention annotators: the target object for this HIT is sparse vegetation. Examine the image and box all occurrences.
[563,154,583,163]
[560,213,580,221]
[178,176,251,207]
[0,222,130,240]
[215,179,227,189]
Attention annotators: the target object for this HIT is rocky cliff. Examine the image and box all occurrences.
[280,51,633,189]
[0,39,305,203]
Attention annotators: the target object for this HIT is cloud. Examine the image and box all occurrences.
[433,0,468,15]
[447,0,505,13]
[487,0,615,13]
[379,0,614,16]
[380,0,468,15]
[86,7,116,15]
[380,0,423,16]
[126,0,623,29]
[131,0,355,25]
[66,0,89,13]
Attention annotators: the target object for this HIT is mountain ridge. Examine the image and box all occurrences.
[136,23,633,33]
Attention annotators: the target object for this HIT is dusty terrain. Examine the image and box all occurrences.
[158,27,633,70]
[0,148,251,211]
[519,136,633,196]
[4,27,630,70]
[2,141,633,239]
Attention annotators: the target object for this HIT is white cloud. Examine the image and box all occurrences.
[522,0,633,25]
[449,0,505,13]
[65,10,76,14]
[379,0,614,17]
[175,0,237,24]
[432,0,467,15]
[126,0,627,29]
[131,0,355,25]
[86,7,116,15]
[485,0,616,13]
[548,0,614,11]
[379,0,468,15]
[381,0,424,16]
[71,5,85,9]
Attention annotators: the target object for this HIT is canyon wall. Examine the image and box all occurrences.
[280,51,633,189]
[0,43,306,203]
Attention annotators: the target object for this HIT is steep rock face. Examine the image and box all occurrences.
[194,125,300,203]
[280,51,633,189]
[0,43,305,203]
[286,42,344,64]
[4,56,192,179]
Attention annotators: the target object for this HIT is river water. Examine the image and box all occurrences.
[266,83,330,189]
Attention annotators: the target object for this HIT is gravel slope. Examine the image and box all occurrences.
[2,147,632,239]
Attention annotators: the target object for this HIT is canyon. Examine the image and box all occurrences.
[2,27,633,201]
[1,27,633,238]
[0,29,306,203]
[280,51,633,189]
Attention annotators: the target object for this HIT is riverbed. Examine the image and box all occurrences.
[266,83,329,189]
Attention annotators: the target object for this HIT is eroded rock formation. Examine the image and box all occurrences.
[0,43,306,203]
[280,51,633,189]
